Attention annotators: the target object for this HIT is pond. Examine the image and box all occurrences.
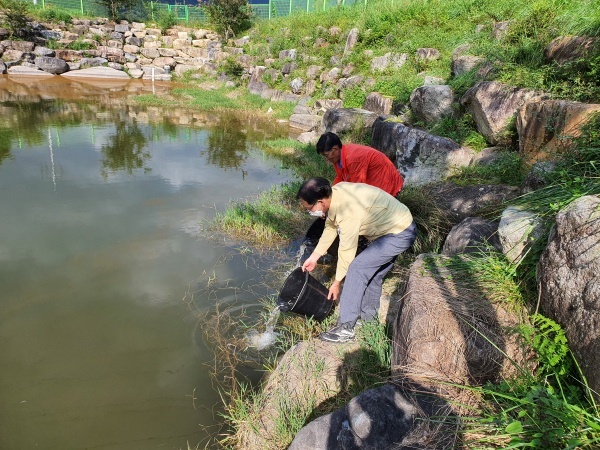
[0,76,296,449]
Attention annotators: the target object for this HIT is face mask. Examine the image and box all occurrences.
[308,208,325,218]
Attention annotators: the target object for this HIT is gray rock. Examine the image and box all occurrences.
[538,195,600,402]
[314,99,343,112]
[289,114,322,131]
[371,120,475,186]
[461,81,540,145]
[0,60,5,74]
[343,27,359,56]
[451,55,485,77]
[289,384,417,450]
[371,52,407,72]
[297,131,319,144]
[410,84,455,124]
[125,36,143,46]
[416,47,440,60]
[497,206,546,264]
[79,57,108,68]
[114,24,129,33]
[422,76,444,85]
[279,48,297,61]
[35,56,69,74]
[521,160,557,193]
[282,62,297,75]
[442,217,501,255]
[248,81,269,96]
[545,35,598,65]
[305,64,323,80]
[290,77,303,94]
[33,46,55,57]
[40,30,64,41]
[363,92,393,115]
[7,66,54,76]
[428,182,520,223]
[322,108,378,135]
[60,66,130,79]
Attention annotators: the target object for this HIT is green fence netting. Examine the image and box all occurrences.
[20,0,367,24]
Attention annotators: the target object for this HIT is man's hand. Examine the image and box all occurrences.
[301,252,321,272]
[327,280,341,300]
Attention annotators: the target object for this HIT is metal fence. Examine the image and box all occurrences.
[23,0,367,23]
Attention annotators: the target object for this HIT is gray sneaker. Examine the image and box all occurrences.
[319,322,355,343]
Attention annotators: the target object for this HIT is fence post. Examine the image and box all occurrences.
[80,0,84,15]
[288,0,292,16]
[268,0,271,19]
[306,0,309,13]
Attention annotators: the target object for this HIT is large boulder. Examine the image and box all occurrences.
[442,217,501,255]
[545,35,598,65]
[428,183,520,223]
[371,119,475,186]
[516,99,600,161]
[460,81,540,145]
[236,339,360,449]
[289,384,440,450]
[321,108,378,135]
[392,254,531,402]
[497,206,546,264]
[34,56,69,74]
[537,195,600,401]
[410,84,454,124]
[362,91,393,115]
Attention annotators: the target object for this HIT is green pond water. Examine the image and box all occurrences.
[0,76,295,449]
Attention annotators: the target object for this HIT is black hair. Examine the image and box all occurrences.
[316,132,342,155]
[296,177,332,204]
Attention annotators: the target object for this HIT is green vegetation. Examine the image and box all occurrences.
[0,0,30,37]
[205,0,253,39]
[154,8,177,33]
[135,86,296,120]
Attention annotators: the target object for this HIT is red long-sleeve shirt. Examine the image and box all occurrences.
[333,144,404,196]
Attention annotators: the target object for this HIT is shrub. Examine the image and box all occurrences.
[154,8,177,33]
[204,0,253,40]
[37,6,72,23]
[222,58,245,78]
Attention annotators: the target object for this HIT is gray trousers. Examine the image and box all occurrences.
[338,222,417,325]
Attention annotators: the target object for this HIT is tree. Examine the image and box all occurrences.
[95,0,138,21]
[204,0,253,40]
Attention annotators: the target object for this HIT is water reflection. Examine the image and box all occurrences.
[101,121,151,176]
[0,76,293,450]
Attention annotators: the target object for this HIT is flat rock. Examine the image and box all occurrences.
[7,66,55,77]
[60,66,130,79]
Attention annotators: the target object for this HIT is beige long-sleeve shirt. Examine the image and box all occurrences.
[314,182,413,282]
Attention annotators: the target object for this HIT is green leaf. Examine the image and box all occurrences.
[506,420,524,434]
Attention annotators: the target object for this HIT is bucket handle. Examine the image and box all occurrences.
[289,269,310,312]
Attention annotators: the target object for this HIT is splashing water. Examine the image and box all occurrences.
[246,305,281,350]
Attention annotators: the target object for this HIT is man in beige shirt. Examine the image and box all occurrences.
[298,177,416,343]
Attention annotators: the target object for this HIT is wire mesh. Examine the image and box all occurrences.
[19,0,367,24]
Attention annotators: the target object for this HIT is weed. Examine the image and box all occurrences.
[449,150,525,186]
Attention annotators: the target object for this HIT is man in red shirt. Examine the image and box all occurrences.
[316,132,404,196]
[302,132,405,258]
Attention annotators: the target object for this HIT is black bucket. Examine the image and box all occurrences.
[277,268,333,321]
